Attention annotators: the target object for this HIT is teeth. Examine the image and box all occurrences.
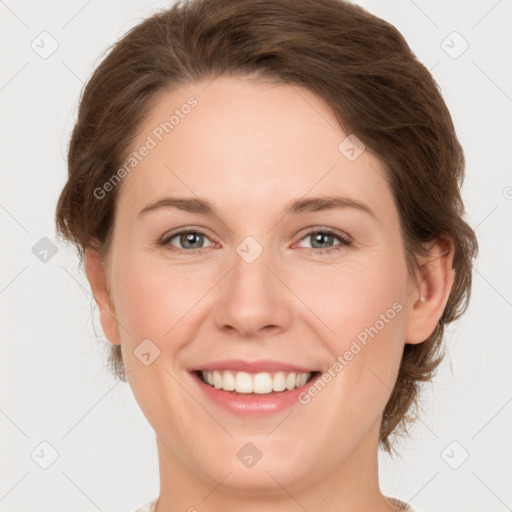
[236,372,254,393]
[273,371,287,392]
[200,370,312,394]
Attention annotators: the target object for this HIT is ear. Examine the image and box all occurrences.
[84,248,121,345]
[404,236,455,344]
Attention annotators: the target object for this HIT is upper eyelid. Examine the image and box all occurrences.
[162,226,351,248]
[162,228,215,245]
[295,229,352,248]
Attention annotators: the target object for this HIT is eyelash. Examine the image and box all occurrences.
[158,227,353,256]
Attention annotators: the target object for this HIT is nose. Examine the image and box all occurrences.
[213,243,293,338]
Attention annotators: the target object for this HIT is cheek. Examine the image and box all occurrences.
[291,249,409,402]
[111,257,208,425]
[111,254,212,345]
[294,253,407,341]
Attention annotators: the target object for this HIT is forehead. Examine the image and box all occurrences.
[116,75,394,223]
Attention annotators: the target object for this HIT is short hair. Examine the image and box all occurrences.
[55,0,479,455]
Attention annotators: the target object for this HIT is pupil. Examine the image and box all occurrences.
[183,233,202,249]
[314,233,332,248]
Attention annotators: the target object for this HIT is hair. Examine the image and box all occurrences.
[55,0,478,455]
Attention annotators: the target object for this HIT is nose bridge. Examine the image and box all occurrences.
[213,236,291,336]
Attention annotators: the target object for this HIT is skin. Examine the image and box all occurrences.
[85,75,454,512]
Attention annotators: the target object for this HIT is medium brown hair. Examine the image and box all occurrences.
[55,0,478,454]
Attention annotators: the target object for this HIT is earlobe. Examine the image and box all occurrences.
[404,236,455,345]
[84,248,121,345]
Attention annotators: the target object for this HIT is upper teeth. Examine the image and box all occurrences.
[200,370,312,394]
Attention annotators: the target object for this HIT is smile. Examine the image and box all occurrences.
[198,370,316,394]
[189,360,322,417]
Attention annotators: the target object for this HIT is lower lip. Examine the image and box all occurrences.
[191,371,321,417]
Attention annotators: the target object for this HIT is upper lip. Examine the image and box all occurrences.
[189,359,319,373]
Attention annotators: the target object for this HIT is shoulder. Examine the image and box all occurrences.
[385,495,420,512]
[133,498,158,512]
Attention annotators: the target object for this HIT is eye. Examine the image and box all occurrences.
[159,229,214,253]
[158,227,352,255]
[296,228,352,255]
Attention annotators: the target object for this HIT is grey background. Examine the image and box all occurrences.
[1,0,511,511]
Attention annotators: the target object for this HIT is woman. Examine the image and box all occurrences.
[55,0,478,510]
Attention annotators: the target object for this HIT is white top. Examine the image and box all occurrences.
[133,499,157,512]
[133,496,418,511]
[385,496,419,511]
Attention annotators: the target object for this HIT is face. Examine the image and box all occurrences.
[88,75,433,497]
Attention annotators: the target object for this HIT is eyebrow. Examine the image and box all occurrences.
[137,195,377,220]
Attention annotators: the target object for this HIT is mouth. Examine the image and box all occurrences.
[190,368,322,416]
[193,369,321,395]
[187,359,322,416]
